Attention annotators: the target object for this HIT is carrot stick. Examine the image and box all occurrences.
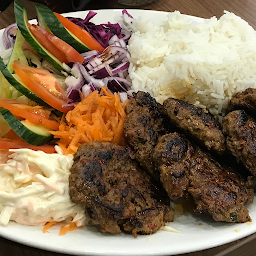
[50,88,128,155]
[59,222,77,236]
[43,221,57,233]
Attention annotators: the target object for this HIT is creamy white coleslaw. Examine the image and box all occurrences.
[0,147,85,227]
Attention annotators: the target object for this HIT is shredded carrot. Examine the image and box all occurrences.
[59,222,77,236]
[43,221,57,233]
[51,88,128,155]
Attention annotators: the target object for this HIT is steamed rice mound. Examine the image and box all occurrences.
[126,11,256,118]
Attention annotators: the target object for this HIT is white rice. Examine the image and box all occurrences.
[125,11,256,119]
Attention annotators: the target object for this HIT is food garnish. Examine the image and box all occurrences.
[51,87,127,155]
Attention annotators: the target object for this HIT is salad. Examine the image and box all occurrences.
[0,1,133,153]
[0,0,134,233]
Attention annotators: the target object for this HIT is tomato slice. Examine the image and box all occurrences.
[0,138,56,153]
[0,98,59,130]
[18,65,67,101]
[54,12,104,52]
[28,24,84,64]
[44,29,85,64]
[12,60,74,113]
[5,129,22,140]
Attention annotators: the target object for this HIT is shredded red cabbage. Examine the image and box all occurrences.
[68,11,131,49]
[122,9,133,18]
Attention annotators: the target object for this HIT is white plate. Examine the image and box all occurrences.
[0,9,256,256]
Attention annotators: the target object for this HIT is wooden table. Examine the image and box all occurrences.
[1,0,256,255]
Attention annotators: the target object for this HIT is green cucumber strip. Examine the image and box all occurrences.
[21,120,51,137]
[7,30,28,73]
[37,9,51,33]
[0,108,53,146]
[0,56,48,106]
[35,5,90,53]
[14,0,69,73]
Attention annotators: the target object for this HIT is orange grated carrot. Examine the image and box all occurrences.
[50,88,128,155]
[59,222,77,236]
[43,221,57,233]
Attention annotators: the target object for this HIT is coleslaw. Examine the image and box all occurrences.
[0,147,85,227]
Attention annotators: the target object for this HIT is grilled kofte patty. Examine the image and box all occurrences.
[223,110,256,176]
[188,148,253,223]
[228,88,256,114]
[124,91,166,179]
[69,141,174,237]
[153,133,254,223]
[163,98,226,153]
[153,133,193,200]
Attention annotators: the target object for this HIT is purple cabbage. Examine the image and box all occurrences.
[68,10,131,49]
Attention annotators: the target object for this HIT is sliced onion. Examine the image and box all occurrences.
[90,65,112,79]
[112,62,129,75]
[81,50,100,58]
[65,63,85,90]
[82,50,100,63]
[3,24,18,50]
[106,79,128,92]
[84,46,130,81]
[103,77,132,88]
[66,87,80,101]
[79,63,104,88]
[120,92,128,102]
[64,63,86,101]
[107,45,130,59]
[87,57,114,72]
[82,84,92,98]
[108,35,119,45]
[88,82,97,92]
[86,57,103,70]
[111,39,127,48]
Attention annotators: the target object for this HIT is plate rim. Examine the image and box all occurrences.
[0,8,255,256]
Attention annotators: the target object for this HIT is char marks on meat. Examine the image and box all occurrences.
[153,133,254,223]
[124,91,166,179]
[163,98,226,153]
[69,141,174,237]
[188,147,253,223]
[153,133,193,200]
[223,110,256,176]
[228,88,256,114]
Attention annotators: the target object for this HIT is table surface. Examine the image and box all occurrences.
[1,0,256,255]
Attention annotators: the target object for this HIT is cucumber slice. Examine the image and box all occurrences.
[37,8,51,33]
[0,56,48,106]
[35,5,90,53]
[7,30,28,74]
[14,0,69,73]
[0,108,53,146]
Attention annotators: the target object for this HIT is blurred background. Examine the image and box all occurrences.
[1,0,255,30]
[0,0,162,29]
[0,0,157,13]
